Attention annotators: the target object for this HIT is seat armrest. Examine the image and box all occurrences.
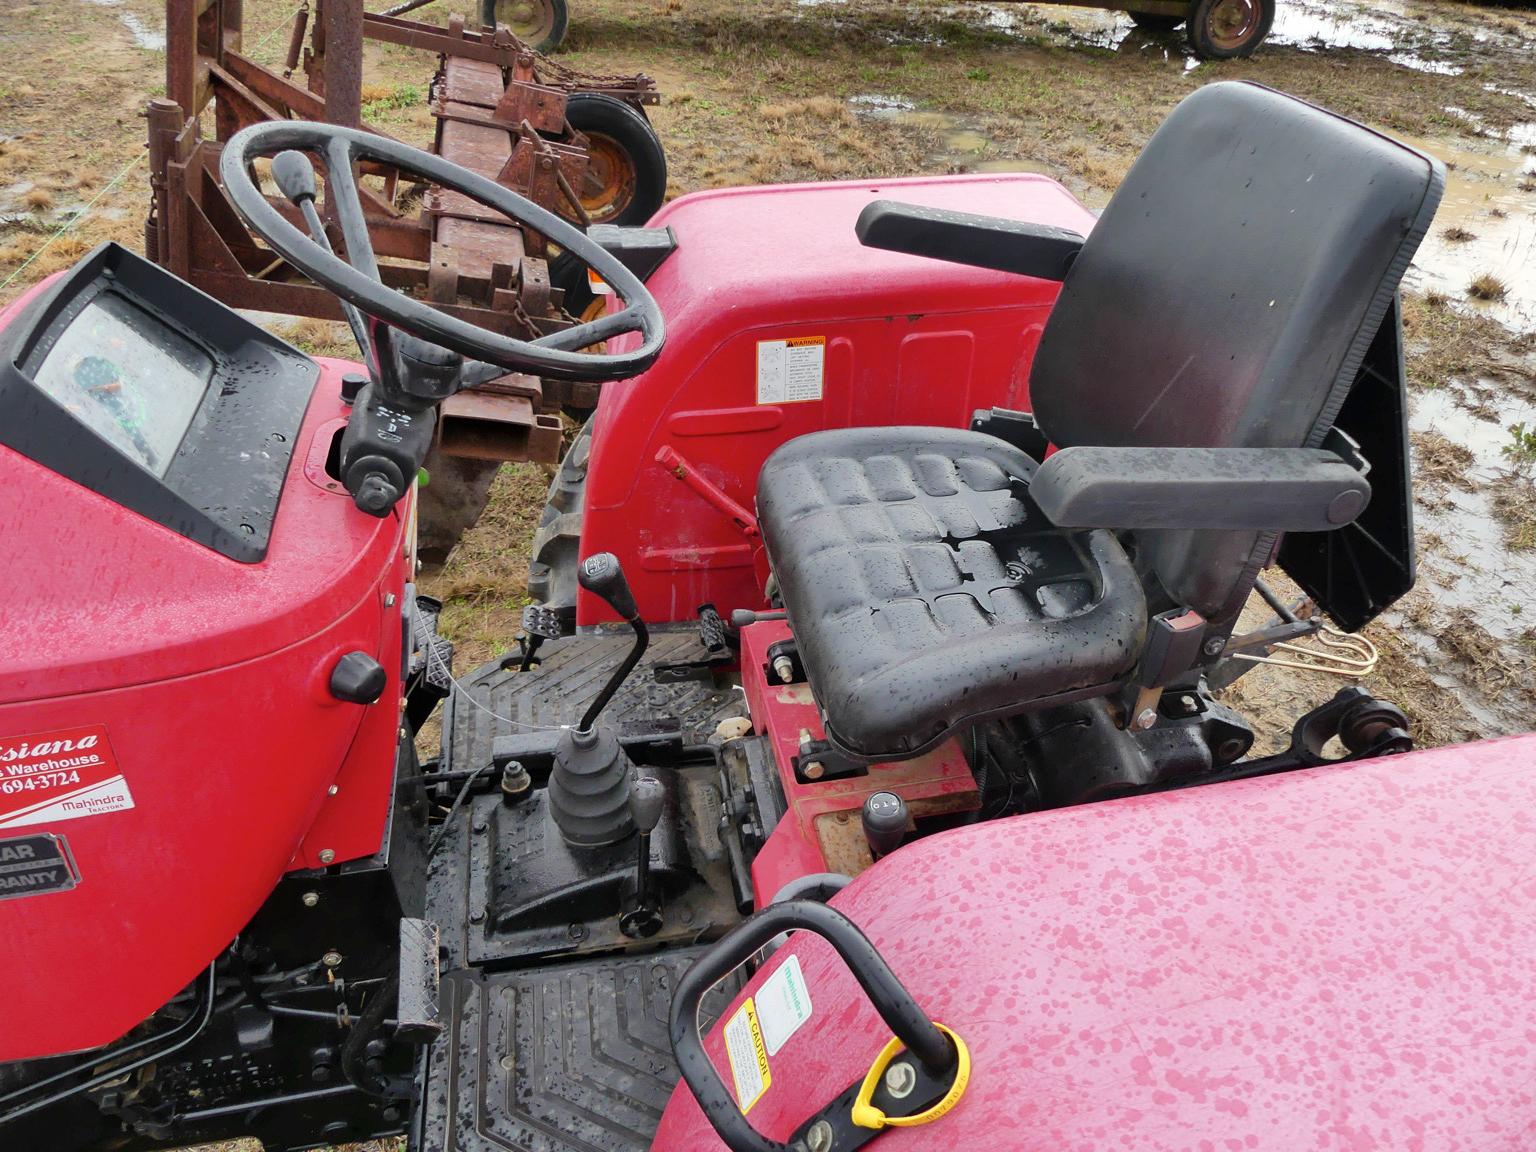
[1032,446,1371,531]
[855,200,1085,281]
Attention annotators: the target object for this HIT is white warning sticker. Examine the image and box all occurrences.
[755,955,814,1056]
[722,997,772,1113]
[756,336,825,405]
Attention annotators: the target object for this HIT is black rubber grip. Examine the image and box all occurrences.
[668,900,952,1152]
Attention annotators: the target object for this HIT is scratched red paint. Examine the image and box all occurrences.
[654,733,1536,1149]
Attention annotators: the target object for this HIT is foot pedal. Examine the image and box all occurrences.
[396,918,442,1043]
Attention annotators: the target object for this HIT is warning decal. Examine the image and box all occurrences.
[722,997,773,1113]
[756,336,826,405]
[0,725,134,829]
[756,955,814,1056]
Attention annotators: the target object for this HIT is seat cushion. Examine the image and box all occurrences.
[757,426,1148,760]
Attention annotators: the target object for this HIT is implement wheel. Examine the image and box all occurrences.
[1186,0,1273,58]
[1128,10,1184,30]
[479,0,568,53]
[566,93,668,226]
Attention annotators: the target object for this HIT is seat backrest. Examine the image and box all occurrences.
[1029,82,1442,625]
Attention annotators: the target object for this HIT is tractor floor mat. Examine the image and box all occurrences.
[415,948,741,1152]
[441,627,745,774]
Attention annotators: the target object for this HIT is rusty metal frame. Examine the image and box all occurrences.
[145,0,654,540]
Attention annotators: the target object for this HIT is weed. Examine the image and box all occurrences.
[1505,421,1536,463]
[1468,272,1508,301]
[22,187,53,211]
[1442,224,1476,242]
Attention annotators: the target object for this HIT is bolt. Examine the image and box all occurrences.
[1203,636,1225,657]
[1135,707,1158,730]
[884,1060,917,1099]
[773,655,795,684]
[322,950,343,968]
[384,593,396,607]
[318,849,336,864]
[500,1054,515,1072]
[301,891,320,908]
[806,1120,835,1152]
[568,923,589,941]
[803,760,825,780]
[470,909,485,924]
[327,784,339,796]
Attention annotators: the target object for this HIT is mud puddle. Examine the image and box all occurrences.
[1399,130,1536,332]
[849,96,997,167]
[82,0,166,51]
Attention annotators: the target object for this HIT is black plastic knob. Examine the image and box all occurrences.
[271,150,318,204]
[579,552,638,620]
[630,774,667,835]
[861,791,909,859]
[330,651,386,704]
[340,372,369,405]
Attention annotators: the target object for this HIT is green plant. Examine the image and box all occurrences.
[1505,421,1536,462]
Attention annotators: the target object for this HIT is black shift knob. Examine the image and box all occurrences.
[629,774,666,835]
[579,552,638,620]
[861,791,909,859]
[270,150,318,204]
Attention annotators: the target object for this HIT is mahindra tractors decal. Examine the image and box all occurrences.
[0,725,134,828]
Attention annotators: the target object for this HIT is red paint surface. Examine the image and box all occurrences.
[579,174,1096,626]
[656,734,1536,1150]
[0,355,408,1061]
[740,621,978,903]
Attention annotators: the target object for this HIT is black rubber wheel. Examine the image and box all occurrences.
[564,93,668,227]
[1186,0,1273,58]
[481,0,569,54]
[1128,9,1185,30]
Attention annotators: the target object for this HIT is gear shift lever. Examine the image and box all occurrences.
[547,554,650,847]
[576,553,649,732]
[620,773,666,938]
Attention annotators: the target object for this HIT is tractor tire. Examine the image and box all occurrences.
[1128,9,1184,30]
[1185,0,1273,58]
[550,247,600,324]
[565,94,668,227]
[480,0,568,54]
[526,417,592,610]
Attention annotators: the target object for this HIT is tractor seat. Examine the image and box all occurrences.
[756,81,1443,761]
[757,426,1147,758]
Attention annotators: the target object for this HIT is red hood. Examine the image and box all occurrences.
[656,732,1536,1150]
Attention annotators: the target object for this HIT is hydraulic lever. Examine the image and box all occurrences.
[619,774,666,938]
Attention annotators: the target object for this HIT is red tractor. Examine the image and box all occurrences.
[4,81,1532,1152]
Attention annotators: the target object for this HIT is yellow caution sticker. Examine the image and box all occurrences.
[722,997,773,1113]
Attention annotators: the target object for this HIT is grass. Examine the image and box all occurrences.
[1442,224,1477,242]
[1468,272,1509,301]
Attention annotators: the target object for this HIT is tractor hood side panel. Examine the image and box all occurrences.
[654,734,1536,1151]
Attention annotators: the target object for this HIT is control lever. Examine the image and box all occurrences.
[269,150,374,366]
[576,553,649,732]
[620,773,666,939]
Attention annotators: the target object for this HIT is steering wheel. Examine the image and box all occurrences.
[219,121,664,384]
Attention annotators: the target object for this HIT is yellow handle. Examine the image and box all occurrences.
[849,1022,970,1131]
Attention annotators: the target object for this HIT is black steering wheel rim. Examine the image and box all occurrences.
[219,120,664,383]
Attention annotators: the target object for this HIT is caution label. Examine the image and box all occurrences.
[756,955,814,1056]
[0,725,134,829]
[756,336,826,405]
[722,997,773,1113]
[0,833,80,901]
